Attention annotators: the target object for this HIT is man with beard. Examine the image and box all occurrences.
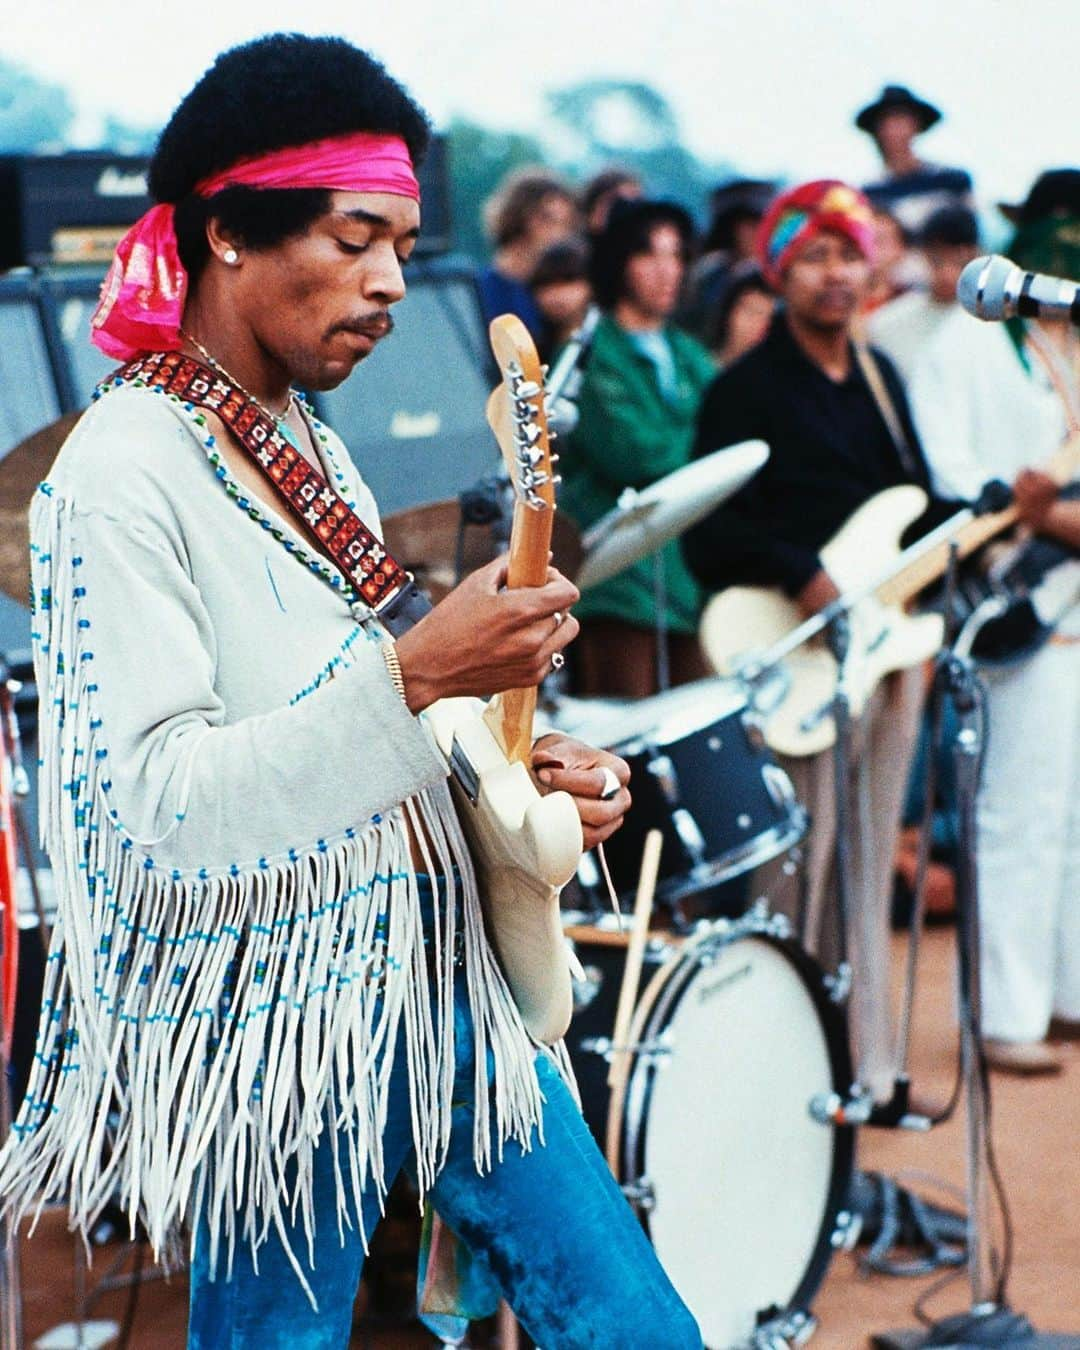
[683,180,949,1114]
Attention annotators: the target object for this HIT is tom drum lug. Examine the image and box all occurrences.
[671,807,707,866]
[620,1176,656,1213]
[823,960,853,1005]
[645,751,680,805]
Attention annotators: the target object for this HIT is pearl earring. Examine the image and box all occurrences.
[223,248,239,265]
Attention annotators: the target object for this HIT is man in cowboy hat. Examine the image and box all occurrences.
[857,83,974,239]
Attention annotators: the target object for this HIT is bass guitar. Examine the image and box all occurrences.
[424,315,583,1044]
[700,431,1080,757]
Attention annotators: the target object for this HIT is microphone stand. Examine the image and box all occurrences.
[872,592,1077,1348]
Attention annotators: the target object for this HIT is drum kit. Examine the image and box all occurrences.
[552,679,857,1348]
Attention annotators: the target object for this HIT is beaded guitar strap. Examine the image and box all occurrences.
[115,350,432,635]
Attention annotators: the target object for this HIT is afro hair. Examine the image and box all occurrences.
[149,32,431,204]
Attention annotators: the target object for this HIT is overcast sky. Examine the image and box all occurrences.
[5,0,1078,213]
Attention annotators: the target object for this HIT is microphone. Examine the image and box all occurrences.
[545,304,601,436]
[957,254,1080,326]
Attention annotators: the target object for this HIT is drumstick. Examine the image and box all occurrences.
[606,829,662,1092]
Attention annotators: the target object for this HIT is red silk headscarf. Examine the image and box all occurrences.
[755,179,876,290]
[91,132,421,360]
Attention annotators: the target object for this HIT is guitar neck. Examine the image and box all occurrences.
[490,498,554,763]
[482,315,558,766]
[878,430,1080,608]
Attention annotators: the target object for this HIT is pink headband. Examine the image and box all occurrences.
[90,132,420,360]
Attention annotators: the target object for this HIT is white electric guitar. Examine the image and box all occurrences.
[424,315,583,1044]
[701,431,1080,758]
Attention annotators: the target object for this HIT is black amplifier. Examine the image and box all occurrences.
[0,135,453,271]
[0,152,152,270]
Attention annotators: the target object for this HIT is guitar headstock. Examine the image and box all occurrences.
[486,314,558,512]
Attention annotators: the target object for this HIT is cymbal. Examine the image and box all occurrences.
[381,495,583,604]
[575,439,769,593]
[0,413,82,603]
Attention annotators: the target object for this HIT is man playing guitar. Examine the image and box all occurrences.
[0,33,701,1349]
[683,180,954,1111]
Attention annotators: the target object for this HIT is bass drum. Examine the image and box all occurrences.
[565,909,855,1349]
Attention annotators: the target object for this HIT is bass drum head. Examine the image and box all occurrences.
[620,927,853,1348]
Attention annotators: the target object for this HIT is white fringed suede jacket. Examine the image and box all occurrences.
[0,376,547,1280]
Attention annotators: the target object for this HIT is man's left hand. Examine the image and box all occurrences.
[532,733,631,851]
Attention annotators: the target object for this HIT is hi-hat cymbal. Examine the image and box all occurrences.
[0,413,82,603]
[575,439,769,592]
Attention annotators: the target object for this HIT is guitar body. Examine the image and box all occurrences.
[701,485,944,756]
[944,483,1080,666]
[425,697,582,1043]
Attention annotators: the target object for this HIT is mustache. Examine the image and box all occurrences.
[329,312,395,341]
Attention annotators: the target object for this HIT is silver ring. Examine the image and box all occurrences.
[551,651,566,672]
[598,767,621,801]
[552,610,563,631]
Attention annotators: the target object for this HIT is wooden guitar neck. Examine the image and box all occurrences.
[878,430,1080,608]
[481,315,558,766]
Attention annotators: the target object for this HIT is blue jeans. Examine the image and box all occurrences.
[188,885,701,1348]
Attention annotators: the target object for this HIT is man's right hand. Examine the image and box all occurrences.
[795,568,842,618]
[394,555,580,712]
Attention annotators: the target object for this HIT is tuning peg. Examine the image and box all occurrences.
[512,379,542,400]
[515,422,542,445]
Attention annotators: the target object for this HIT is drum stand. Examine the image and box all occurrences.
[804,609,878,1130]
[873,592,1078,1349]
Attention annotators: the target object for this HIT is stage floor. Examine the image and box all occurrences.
[16,925,1080,1348]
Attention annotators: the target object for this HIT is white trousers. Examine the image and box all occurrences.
[977,639,1080,1041]
[767,666,925,1103]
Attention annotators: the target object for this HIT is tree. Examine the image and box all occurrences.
[443,118,549,263]
[542,78,734,230]
[0,58,75,152]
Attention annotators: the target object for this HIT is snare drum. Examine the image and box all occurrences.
[571,680,807,916]
[565,908,855,1348]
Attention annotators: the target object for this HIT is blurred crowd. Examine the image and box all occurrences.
[470,83,1080,1082]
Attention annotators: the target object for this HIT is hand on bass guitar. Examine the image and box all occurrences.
[1013,468,1080,547]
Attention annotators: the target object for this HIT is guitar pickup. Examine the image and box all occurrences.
[449,735,480,806]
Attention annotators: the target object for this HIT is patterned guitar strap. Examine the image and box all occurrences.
[114,350,433,636]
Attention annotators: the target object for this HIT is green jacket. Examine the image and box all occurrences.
[559,314,716,633]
